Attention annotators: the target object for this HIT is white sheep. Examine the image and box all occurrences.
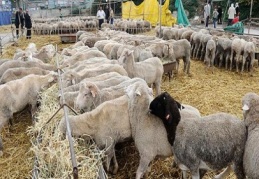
[241,92,259,179]
[62,72,124,93]
[118,48,163,96]
[0,67,51,84]
[61,64,128,87]
[59,95,131,174]
[204,39,217,73]
[163,39,191,75]
[60,49,107,67]
[0,73,58,155]
[75,78,146,112]
[149,92,247,179]
[0,60,56,77]
[242,41,255,76]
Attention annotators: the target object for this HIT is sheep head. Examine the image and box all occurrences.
[75,82,99,113]
[118,49,134,65]
[149,92,182,146]
[149,92,181,125]
[242,92,259,127]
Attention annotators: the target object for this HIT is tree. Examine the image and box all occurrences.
[170,0,199,18]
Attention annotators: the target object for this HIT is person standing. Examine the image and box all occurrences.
[109,7,114,25]
[227,3,236,26]
[235,3,239,16]
[217,6,222,24]
[104,5,110,23]
[212,8,219,28]
[204,2,211,28]
[97,6,106,30]
[24,10,32,39]
[15,8,24,38]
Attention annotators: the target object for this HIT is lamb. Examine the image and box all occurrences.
[229,38,247,72]
[0,60,56,77]
[62,72,124,92]
[118,48,163,96]
[204,39,217,72]
[242,41,255,76]
[108,43,123,59]
[214,37,232,68]
[163,39,191,75]
[60,50,107,67]
[125,82,200,179]
[94,40,117,52]
[241,92,259,179]
[75,78,146,112]
[33,44,55,63]
[61,64,128,87]
[149,92,246,179]
[62,57,109,70]
[0,73,58,155]
[59,95,132,174]
[0,67,51,84]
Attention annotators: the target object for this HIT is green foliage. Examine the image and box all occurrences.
[170,0,199,18]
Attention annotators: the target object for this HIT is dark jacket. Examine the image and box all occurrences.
[15,11,24,27]
[105,7,110,20]
[217,7,222,16]
[24,13,32,28]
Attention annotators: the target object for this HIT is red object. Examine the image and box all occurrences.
[232,16,239,24]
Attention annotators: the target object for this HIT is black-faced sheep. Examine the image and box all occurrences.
[149,92,247,179]
[242,92,259,179]
[125,83,201,179]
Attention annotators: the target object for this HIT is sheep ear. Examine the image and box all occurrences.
[135,90,141,96]
[242,104,249,111]
[89,84,98,98]
[48,76,55,83]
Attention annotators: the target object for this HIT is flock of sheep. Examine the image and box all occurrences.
[0,21,258,179]
[156,25,259,75]
[32,16,152,35]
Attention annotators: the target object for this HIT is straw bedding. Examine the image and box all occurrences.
[0,30,258,178]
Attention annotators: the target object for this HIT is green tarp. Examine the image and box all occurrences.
[175,0,190,26]
[224,22,244,35]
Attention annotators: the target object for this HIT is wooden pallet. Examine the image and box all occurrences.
[60,34,77,44]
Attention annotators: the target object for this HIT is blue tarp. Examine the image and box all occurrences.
[0,11,12,26]
[175,0,190,26]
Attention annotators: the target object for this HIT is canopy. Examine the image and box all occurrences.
[122,0,176,26]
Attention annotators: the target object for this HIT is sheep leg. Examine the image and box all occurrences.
[214,165,232,179]
[111,149,119,174]
[236,55,240,73]
[191,170,200,179]
[136,156,153,179]
[249,53,255,76]
[153,82,161,96]
[241,54,247,73]
[229,50,234,70]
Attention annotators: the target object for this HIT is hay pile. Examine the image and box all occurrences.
[0,110,33,178]
[27,84,106,178]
